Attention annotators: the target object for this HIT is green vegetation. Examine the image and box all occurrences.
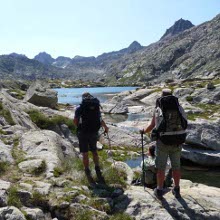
[31,160,47,176]
[0,161,10,176]
[8,89,26,100]
[187,103,220,121]
[27,110,76,134]
[109,213,134,220]
[0,128,7,135]
[70,209,95,220]
[7,185,22,208]
[31,191,48,208]
[0,101,15,125]
[11,137,26,165]
[186,95,193,102]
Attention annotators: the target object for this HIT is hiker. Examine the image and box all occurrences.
[73,92,109,185]
[141,88,187,200]
[141,145,172,189]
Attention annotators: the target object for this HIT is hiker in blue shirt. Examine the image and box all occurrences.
[74,92,109,185]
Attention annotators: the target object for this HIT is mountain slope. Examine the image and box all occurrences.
[0,14,219,84]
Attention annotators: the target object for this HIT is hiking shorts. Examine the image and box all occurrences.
[77,131,98,153]
[155,140,182,171]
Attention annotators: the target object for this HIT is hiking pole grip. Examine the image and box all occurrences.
[141,132,145,190]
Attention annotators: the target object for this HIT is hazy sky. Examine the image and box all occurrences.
[1,0,219,59]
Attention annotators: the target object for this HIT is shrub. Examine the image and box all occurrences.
[31,160,47,176]
[109,213,134,220]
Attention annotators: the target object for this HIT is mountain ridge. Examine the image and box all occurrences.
[0,14,219,84]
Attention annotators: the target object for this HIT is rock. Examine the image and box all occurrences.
[0,180,11,206]
[24,81,58,108]
[21,207,45,220]
[101,102,128,114]
[33,181,52,195]
[123,180,220,220]
[111,161,134,185]
[182,146,220,166]
[123,88,155,101]
[18,159,45,174]
[20,130,78,177]
[173,87,194,99]
[0,140,13,163]
[191,85,220,104]
[207,82,215,90]
[140,91,161,106]
[69,203,108,220]
[0,206,26,220]
[99,124,149,147]
[186,119,220,151]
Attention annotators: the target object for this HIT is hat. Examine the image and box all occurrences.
[162,88,172,96]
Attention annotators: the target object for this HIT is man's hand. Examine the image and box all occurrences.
[140,129,145,134]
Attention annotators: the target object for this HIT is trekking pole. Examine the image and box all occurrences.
[106,132,116,165]
[141,131,145,191]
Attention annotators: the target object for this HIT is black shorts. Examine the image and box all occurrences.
[77,131,98,153]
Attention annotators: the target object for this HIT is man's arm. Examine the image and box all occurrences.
[143,115,156,134]
[101,120,109,133]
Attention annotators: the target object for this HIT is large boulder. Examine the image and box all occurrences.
[20,130,78,178]
[182,146,220,166]
[24,81,58,108]
[0,140,13,163]
[186,119,220,151]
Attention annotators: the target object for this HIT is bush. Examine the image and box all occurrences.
[0,161,10,176]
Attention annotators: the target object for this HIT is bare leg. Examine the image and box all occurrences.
[82,152,89,169]
[157,170,165,189]
[92,151,99,167]
[172,169,181,187]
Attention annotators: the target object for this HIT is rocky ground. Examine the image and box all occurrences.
[0,80,220,219]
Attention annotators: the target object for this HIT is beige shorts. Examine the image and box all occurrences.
[155,140,182,171]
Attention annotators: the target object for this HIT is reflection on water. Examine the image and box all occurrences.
[127,113,149,121]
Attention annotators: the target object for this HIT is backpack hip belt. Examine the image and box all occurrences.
[160,130,186,136]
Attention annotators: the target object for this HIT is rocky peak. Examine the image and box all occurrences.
[160,18,194,40]
[128,41,142,50]
[34,52,55,65]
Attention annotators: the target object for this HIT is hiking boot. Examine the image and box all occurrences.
[172,186,181,198]
[85,168,95,185]
[95,166,106,184]
[154,188,163,200]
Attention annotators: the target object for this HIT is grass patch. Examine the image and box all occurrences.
[11,137,26,165]
[8,89,26,100]
[0,129,7,135]
[7,186,22,208]
[31,191,49,209]
[27,110,76,134]
[0,161,10,176]
[187,103,220,121]
[0,102,15,125]
[31,160,47,176]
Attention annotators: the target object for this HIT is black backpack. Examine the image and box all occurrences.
[79,97,101,133]
[154,95,188,145]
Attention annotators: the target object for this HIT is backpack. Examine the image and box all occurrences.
[141,158,157,186]
[154,95,188,145]
[79,97,101,133]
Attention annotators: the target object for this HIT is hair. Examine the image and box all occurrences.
[162,88,172,97]
[148,145,156,158]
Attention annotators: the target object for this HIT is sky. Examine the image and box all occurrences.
[0,0,219,59]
